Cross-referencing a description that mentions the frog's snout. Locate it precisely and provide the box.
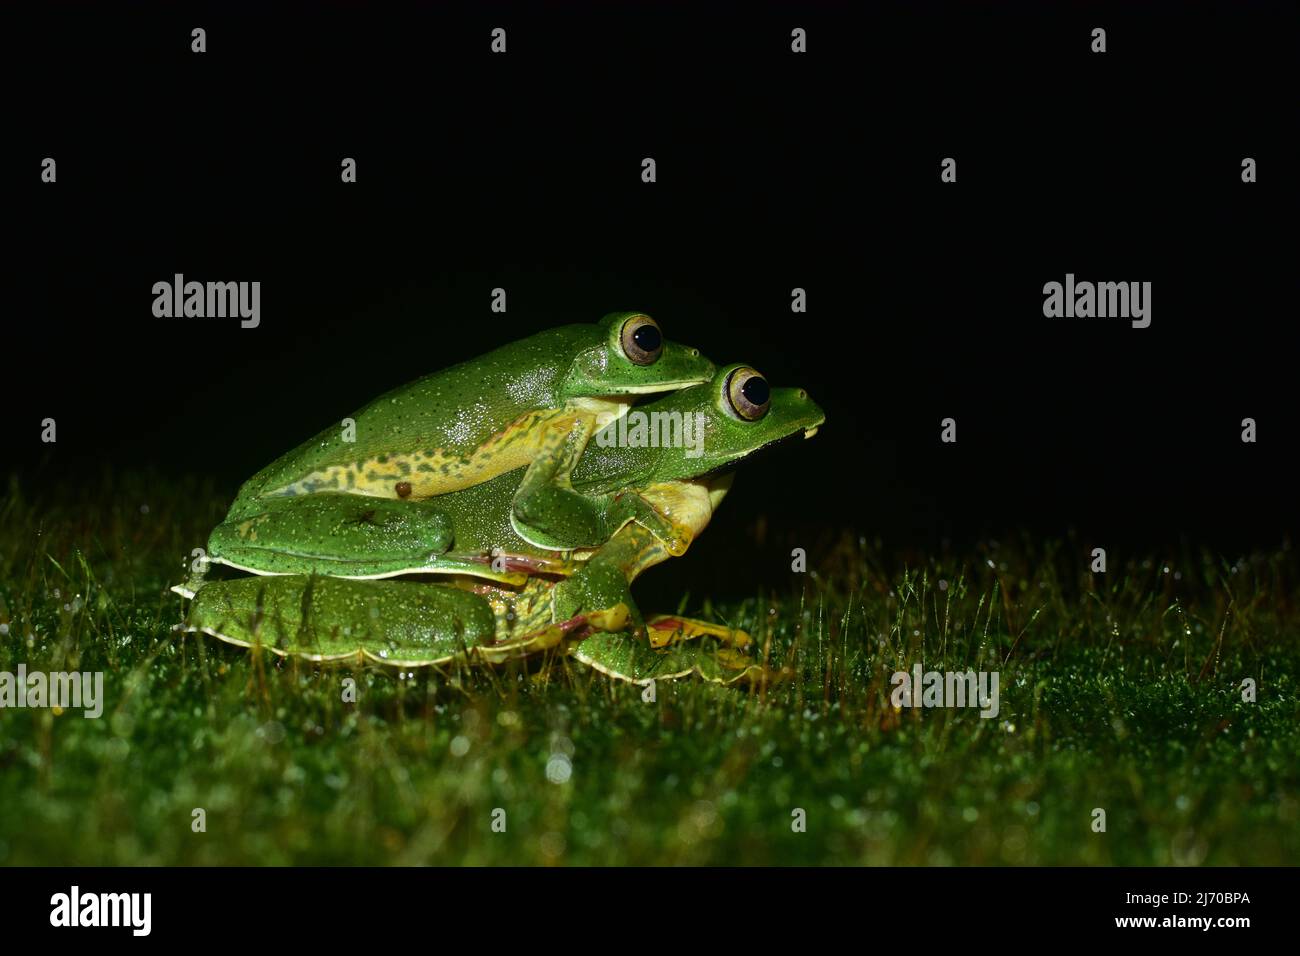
[793,388,824,439]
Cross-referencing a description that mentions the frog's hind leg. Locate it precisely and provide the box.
[181,574,498,666]
[207,493,456,578]
[509,412,609,549]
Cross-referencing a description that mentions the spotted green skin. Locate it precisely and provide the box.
[207,365,824,582]
[228,313,711,511]
[188,520,765,683]
[187,372,826,682]
[218,313,714,560]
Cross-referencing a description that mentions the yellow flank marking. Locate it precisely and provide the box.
[269,409,583,500]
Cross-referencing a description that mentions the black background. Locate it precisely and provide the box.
[6,2,1296,569]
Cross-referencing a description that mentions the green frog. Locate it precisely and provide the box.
[179,366,824,684]
[216,313,716,560]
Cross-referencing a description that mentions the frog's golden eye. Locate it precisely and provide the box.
[620,314,663,366]
[725,366,771,421]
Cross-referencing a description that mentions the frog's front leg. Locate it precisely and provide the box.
[513,484,691,559]
[555,519,777,685]
[510,418,691,557]
[207,493,456,579]
[552,559,647,640]
[509,410,609,549]
[547,513,709,646]
[510,402,683,545]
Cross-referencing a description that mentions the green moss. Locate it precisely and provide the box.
[0,473,1296,865]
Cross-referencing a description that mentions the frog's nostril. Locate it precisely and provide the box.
[797,389,807,400]
[689,348,699,357]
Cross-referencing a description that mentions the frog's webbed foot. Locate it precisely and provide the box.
[613,494,692,556]
[564,592,781,687]
[645,614,752,650]
[510,484,612,551]
[512,484,691,557]
[573,628,788,687]
[509,406,693,554]
[552,561,646,639]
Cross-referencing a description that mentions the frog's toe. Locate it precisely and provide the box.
[552,562,642,634]
[583,602,631,634]
[698,648,792,687]
[663,538,690,558]
[645,614,752,650]
[572,630,781,687]
[480,601,631,665]
[509,490,607,551]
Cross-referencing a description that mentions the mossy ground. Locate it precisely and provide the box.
[1,473,1296,865]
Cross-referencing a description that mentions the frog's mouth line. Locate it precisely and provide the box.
[606,380,713,396]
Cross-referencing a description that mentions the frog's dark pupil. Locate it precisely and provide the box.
[632,324,662,354]
[741,376,770,408]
